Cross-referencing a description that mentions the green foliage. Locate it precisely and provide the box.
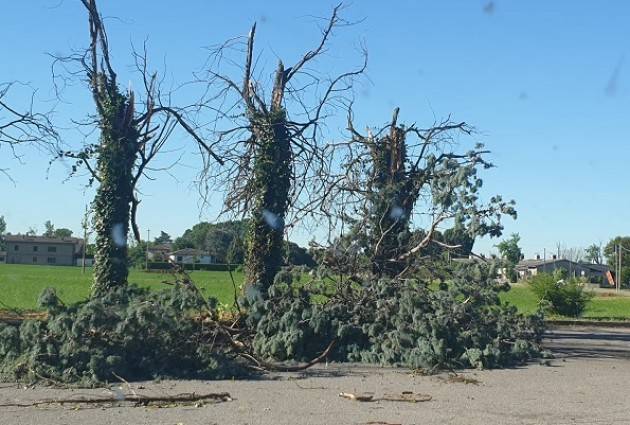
[529,272,594,317]
[153,231,172,245]
[43,220,55,237]
[584,243,602,264]
[604,236,630,267]
[0,285,240,385]
[496,233,522,282]
[174,220,248,264]
[251,264,544,370]
[604,236,630,287]
[285,241,316,267]
[127,240,148,268]
[54,228,73,238]
[496,233,522,265]
[443,222,475,257]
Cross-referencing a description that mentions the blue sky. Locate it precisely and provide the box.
[1,0,629,257]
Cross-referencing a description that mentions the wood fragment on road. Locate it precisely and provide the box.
[339,391,431,403]
[0,391,232,408]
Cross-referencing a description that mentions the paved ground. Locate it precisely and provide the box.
[1,326,629,425]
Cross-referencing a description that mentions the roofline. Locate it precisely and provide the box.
[3,235,82,244]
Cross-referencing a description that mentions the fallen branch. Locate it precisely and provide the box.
[0,391,232,408]
[249,338,337,372]
[339,391,432,403]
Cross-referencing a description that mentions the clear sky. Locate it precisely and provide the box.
[1,0,629,258]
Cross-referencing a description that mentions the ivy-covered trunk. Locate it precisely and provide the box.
[91,85,138,297]
[245,109,291,298]
[367,110,417,277]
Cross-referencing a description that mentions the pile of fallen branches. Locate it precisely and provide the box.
[0,265,340,386]
[0,277,248,385]
[249,263,545,370]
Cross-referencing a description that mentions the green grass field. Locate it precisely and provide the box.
[2,264,630,320]
[0,264,241,311]
[500,284,630,320]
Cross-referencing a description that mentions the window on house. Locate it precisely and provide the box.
[47,257,56,264]
[33,246,39,252]
[14,245,19,251]
[32,256,37,263]
[177,256,183,262]
[48,246,57,253]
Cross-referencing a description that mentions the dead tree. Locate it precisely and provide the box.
[0,82,58,179]
[201,4,365,298]
[57,0,222,297]
[335,107,516,278]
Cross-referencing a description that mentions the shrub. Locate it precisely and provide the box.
[146,262,240,272]
[251,264,544,370]
[529,273,593,317]
[0,285,242,385]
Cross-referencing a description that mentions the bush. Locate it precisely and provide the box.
[146,262,240,272]
[529,272,593,317]
[0,285,242,385]
[250,264,544,370]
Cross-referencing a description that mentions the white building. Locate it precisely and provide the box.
[168,248,213,265]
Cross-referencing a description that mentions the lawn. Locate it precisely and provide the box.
[2,264,630,320]
[0,264,241,311]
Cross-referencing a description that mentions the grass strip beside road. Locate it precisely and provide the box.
[2,265,630,321]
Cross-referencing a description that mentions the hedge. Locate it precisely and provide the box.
[146,262,240,272]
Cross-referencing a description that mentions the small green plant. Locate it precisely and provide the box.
[529,272,593,317]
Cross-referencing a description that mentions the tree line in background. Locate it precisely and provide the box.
[126,220,315,269]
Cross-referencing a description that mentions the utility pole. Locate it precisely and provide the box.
[614,243,623,292]
[620,246,623,292]
[81,205,89,273]
[145,229,150,270]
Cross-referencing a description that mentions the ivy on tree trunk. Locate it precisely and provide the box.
[245,87,291,297]
[91,84,138,297]
[366,108,417,277]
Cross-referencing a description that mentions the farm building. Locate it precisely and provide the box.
[516,257,609,282]
[3,235,83,266]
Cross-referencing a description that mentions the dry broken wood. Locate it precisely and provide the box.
[339,392,375,402]
[245,338,337,372]
[439,373,481,385]
[364,422,402,425]
[339,391,431,403]
[0,391,232,408]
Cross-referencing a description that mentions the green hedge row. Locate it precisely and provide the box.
[146,262,240,272]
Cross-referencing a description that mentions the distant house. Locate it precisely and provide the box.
[147,244,173,261]
[75,256,94,267]
[0,251,6,264]
[168,248,213,265]
[4,235,83,266]
[516,257,609,282]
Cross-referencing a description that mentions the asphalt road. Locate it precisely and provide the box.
[544,325,630,359]
[1,326,629,425]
